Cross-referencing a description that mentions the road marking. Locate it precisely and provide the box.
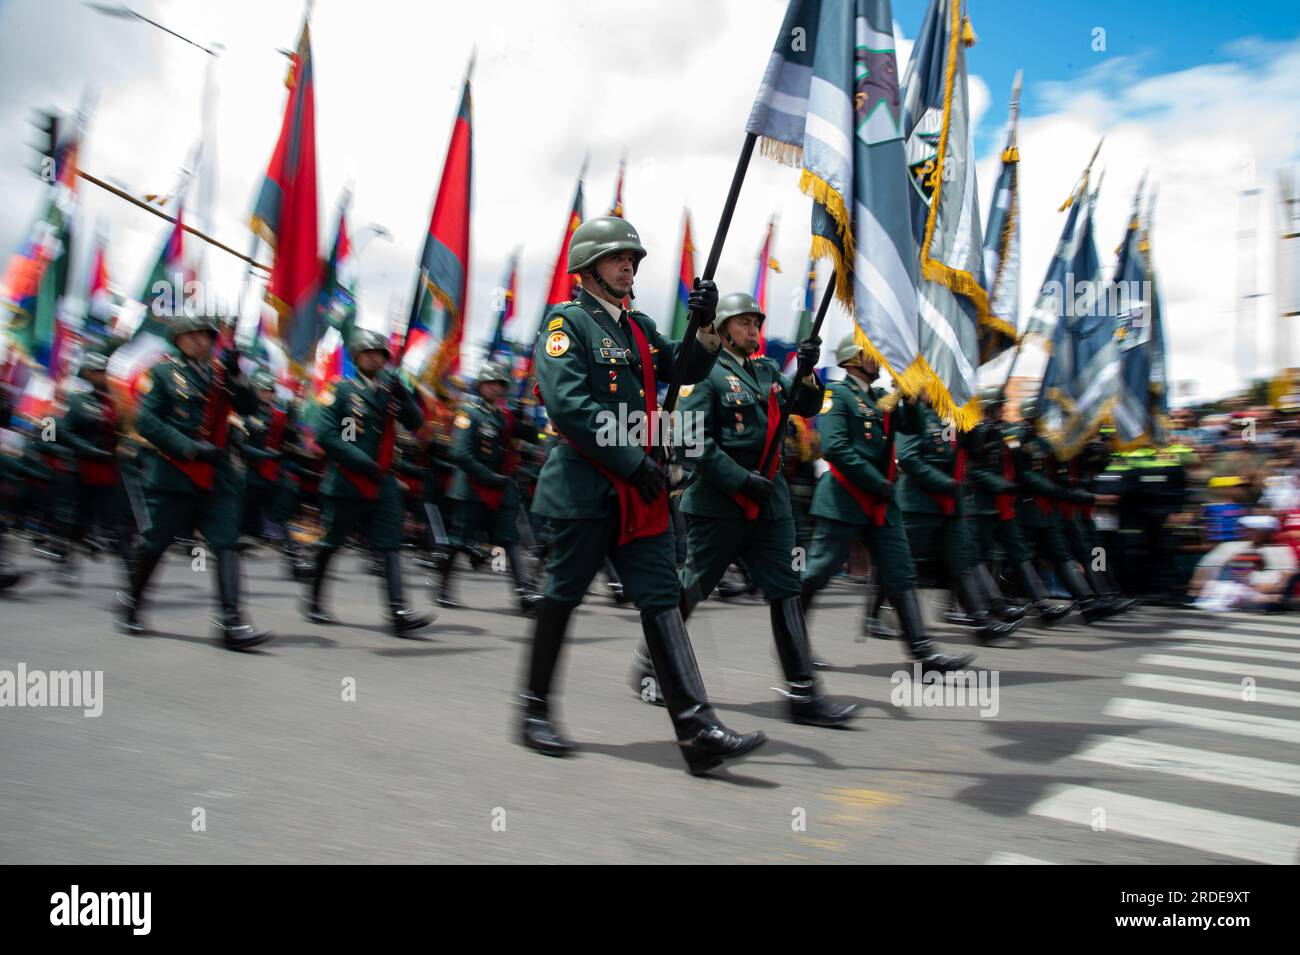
[1161,629,1300,650]
[985,851,1057,864]
[1123,672,1300,708]
[1105,697,1300,745]
[1139,654,1300,684]
[1075,735,1300,797]
[1029,785,1300,864]
[1164,643,1300,664]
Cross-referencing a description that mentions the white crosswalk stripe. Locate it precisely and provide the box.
[1160,629,1300,650]
[1104,697,1300,744]
[1123,672,1300,707]
[1075,735,1300,797]
[1164,643,1300,663]
[1029,785,1300,864]
[984,852,1058,864]
[1138,653,1300,684]
[1189,616,1299,636]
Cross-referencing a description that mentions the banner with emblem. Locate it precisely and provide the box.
[746,0,928,412]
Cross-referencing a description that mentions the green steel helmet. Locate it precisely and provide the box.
[169,313,218,343]
[79,352,109,375]
[835,332,863,367]
[566,216,647,274]
[979,385,1005,407]
[476,361,511,389]
[251,369,277,391]
[349,328,391,360]
[715,291,765,329]
[1020,396,1041,421]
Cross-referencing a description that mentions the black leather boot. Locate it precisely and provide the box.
[891,588,976,673]
[770,597,857,726]
[955,569,1021,646]
[944,591,977,626]
[978,563,1027,621]
[794,582,834,666]
[506,544,543,614]
[214,550,273,650]
[116,547,165,634]
[434,549,465,610]
[1014,560,1071,625]
[300,546,338,624]
[520,598,575,755]
[639,606,767,775]
[1057,561,1116,623]
[1087,565,1139,615]
[382,551,433,636]
[862,583,900,641]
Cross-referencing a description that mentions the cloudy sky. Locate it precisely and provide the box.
[1,0,1298,402]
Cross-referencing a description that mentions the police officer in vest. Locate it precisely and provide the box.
[116,314,272,650]
[438,360,542,612]
[301,329,433,637]
[629,292,857,726]
[800,334,976,671]
[522,216,767,775]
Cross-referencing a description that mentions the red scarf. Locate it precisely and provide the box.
[929,432,965,516]
[255,407,288,482]
[731,384,782,520]
[996,445,1016,520]
[80,391,120,487]
[558,315,669,546]
[340,386,398,501]
[160,360,230,492]
[471,406,516,510]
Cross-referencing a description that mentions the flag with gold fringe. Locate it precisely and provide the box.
[746,0,926,406]
[900,0,989,427]
[980,70,1023,364]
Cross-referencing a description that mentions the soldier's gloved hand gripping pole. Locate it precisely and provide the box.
[658,133,759,455]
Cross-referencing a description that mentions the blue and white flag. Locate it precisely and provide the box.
[980,71,1022,364]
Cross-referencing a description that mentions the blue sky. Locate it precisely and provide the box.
[891,0,1300,155]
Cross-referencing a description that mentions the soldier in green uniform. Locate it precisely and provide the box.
[300,329,433,637]
[895,395,1022,645]
[115,314,272,650]
[1061,435,1137,614]
[238,369,300,576]
[522,215,767,775]
[965,387,1071,626]
[628,292,856,726]
[799,334,976,671]
[436,360,542,612]
[1012,397,1121,623]
[59,352,135,580]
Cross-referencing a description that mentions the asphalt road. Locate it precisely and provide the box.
[1,544,1297,864]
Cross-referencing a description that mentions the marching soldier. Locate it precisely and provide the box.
[800,335,975,672]
[59,352,135,579]
[521,215,767,775]
[629,291,857,726]
[1063,435,1137,613]
[437,360,542,612]
[115,314,272,650]
[1012,397,1121,622]
[965,387,1071,625]
[895,395,1022,645]
[238,369,300,576]
[300,329,433,637]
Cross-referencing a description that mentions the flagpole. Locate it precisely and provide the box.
[999,137,1104,397]
[758,272,835,477]
[660,130,758,424]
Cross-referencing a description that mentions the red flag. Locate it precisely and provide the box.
[251,19,319,366]
[418,69,473,386]
[752,215,781,356]
[544,170,585,312]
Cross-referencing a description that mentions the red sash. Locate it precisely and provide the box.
[255,407,288,482]
[340,389,397,501]
[731,385,782,520]
[557,316,669,546]
[996,448,1016,520]
[81,393,120,487]
[829,463,879,521]
[160,361,230,492]
[471,408,516,510]
[930,438,965,516]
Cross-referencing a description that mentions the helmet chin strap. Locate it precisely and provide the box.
[587,264,636,304]
[720,318,757,357]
